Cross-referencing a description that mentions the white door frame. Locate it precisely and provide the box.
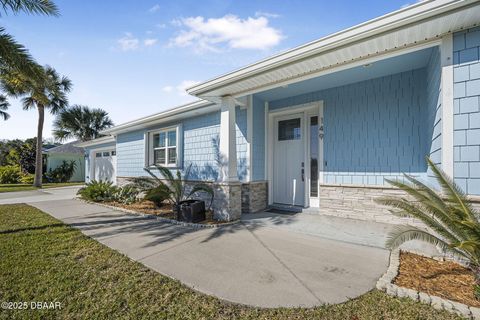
[267,101,324,207]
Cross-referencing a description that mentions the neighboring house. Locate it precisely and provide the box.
[79,0,480,222]
[44,141,85,182]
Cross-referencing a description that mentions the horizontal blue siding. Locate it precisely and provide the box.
[269,67,435,186]
[453,27,480,195]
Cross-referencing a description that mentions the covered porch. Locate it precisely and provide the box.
[186,0,480,221]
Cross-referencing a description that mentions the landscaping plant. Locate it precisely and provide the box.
[112,185,140,205]
[377,157,480,298]
[45,160,76,183]
[77,180,118,202]
[131,164,214,219]
[0,165,21,183]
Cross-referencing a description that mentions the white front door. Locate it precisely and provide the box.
[273,113,305,206]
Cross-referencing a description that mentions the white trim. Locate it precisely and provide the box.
[246,95,253,182]
[230,40,442,99]
[187,0,471,96]
[264,101,269,185]
[145,124,182,168]
[102,100,216,135]
[219,96,238,182]
[267,101,322,207]
[75,135,115,148]
[441,34,454,177]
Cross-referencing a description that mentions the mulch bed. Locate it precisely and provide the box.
[105,200,229,225]
[394,251,479,307]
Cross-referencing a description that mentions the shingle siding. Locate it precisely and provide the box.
[251,95,266,181]
[453,27,480,195]
[115,108,249,182]
[269,66,437,186]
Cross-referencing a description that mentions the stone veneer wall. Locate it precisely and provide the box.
[318,184,480,225]
[118,177,245,221]
[318,185,420,225]
[241,181,268,213]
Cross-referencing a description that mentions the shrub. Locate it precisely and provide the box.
[131,164,214,219]
[20,173,34,184]
[45,160,76,183]
[377,157,480,298]
[143,185,170,207]
[112,185,140,205]
[77,180,118,202]
[0,165,22,183]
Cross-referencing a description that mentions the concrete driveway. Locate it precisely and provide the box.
[1,188,391,307]
[31,199,390,307]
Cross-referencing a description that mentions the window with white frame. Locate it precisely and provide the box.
[148,127,180,167]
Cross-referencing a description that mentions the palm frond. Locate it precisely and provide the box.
[0,94,10,120]
[0,0,59,16]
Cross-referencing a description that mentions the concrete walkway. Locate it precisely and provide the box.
[1,188,391,308]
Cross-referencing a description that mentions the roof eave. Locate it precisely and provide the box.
[186,0,474,97]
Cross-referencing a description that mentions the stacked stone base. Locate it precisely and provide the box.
[318,184,421,225]
[117,177,267,221]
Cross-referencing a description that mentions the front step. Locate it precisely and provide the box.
[265,204,303,214]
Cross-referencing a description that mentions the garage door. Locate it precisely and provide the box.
[93,150,116,183]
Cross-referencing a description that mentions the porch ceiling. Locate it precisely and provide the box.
[255,47,434,101]
[187,0,480,101]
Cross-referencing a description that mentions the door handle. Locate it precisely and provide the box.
[301,168,304,182]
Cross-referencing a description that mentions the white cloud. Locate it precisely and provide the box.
[117,33,139,51]
[144,38,158,46]
[149,4,160,13]
[163,80,200,96]
[169,14,283,52]
[254,11,280,18]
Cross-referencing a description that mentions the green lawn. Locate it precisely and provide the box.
[0,182,84,193]
[0,204,463,320]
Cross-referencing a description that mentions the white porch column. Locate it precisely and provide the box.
[441,34,454,177]
[219,95,238,182]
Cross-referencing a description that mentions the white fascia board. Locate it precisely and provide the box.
[74,136,116,148]
[101,100,217,135]
[186,0,473,96]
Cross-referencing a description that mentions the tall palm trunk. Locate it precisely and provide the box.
[34,104,44,187]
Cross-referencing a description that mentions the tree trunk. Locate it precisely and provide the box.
[33,104,44,187]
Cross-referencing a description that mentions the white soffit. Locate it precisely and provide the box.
[187,0,480,99]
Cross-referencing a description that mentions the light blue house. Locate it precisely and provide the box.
[78,0,480,222]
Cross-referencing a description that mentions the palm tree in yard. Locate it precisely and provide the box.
[0,0,58,77]
[53,105,114,141]
[0,95,9,120]
[377,157,480,296]
[1,66,72,187]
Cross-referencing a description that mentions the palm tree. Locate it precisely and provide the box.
[377,157,480,293]
[1,65,71,187]
[131,164,214,219]
[0,95,9,120]
[52,105,114,141]
[0,0,59,118]
[0,0,58,76]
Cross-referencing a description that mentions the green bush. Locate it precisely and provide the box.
[45,160,77,183]
[20,173,34,184]
[112,185,140,205]
[77,180,118,202]
[0,165,22,184]
[144,185,170,207]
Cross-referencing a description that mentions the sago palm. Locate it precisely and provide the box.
[377,157,480,283]
[52,104,114,141]
[131,164,214,219]
[1,65,71,187]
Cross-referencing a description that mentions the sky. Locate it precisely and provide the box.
[0,0,413,140]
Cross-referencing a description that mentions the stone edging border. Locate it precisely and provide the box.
[376,249,479,319]
[76,198,240,229]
